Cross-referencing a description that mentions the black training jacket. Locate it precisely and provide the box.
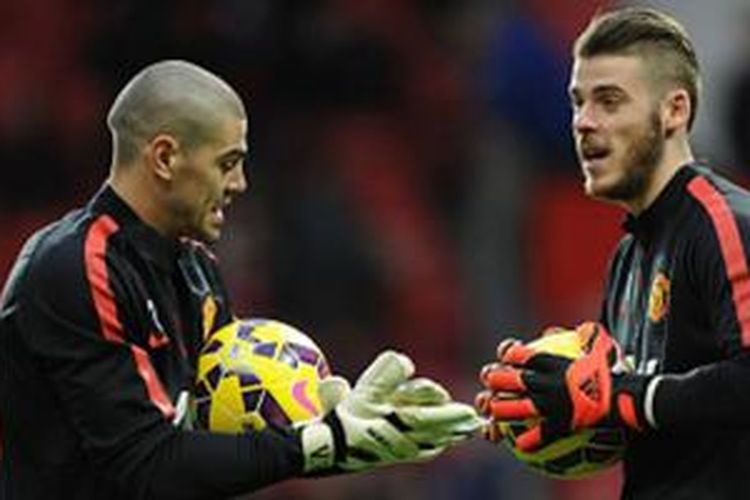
[602,163,750,499]
[0,185,302,500]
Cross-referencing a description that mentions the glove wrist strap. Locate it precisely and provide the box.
[300,421,336,473]
[614,390,643,431]
[612,373,658,431]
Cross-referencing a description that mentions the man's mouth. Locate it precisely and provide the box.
[580,143,611,164]
[211,204,226,224]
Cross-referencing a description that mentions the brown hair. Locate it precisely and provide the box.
[574,7,701,130]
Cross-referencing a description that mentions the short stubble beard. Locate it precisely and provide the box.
[600,110,665,204]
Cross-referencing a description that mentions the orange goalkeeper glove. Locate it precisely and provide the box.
[478,322,653,451]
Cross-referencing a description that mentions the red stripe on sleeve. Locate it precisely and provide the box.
[84,215,124,343]
[84,215,176,419]
[131,345,178,418]
[688,176,750,347]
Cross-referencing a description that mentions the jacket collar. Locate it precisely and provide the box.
[622,163,700,239]
[90,184,181,274]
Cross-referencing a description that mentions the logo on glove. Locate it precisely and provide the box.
[579,372,603,403]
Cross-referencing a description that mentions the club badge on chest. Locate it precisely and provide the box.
[202,295,218,340]
[647,271,671,324]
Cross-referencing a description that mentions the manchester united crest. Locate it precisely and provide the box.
[647,272,671,323]
[202,295,218,339]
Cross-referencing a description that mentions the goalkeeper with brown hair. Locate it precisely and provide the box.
[478,6,750,499]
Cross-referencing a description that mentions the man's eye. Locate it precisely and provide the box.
[220,158,239,171]
[599,95,622,110]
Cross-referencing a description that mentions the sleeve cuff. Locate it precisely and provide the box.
[644,375,663,429]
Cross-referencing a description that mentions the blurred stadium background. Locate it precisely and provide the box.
[1,0,748,498]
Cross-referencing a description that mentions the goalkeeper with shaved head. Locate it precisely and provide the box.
[0,60,480,500]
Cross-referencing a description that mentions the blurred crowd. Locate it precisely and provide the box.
[1,1,748,499]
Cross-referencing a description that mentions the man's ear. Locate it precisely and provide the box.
[146,134,180,181]
[663,88,691,136]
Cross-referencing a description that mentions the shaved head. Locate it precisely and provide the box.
[107,60,246,166]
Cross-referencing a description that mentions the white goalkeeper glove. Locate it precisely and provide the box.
[299,350,481,473]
